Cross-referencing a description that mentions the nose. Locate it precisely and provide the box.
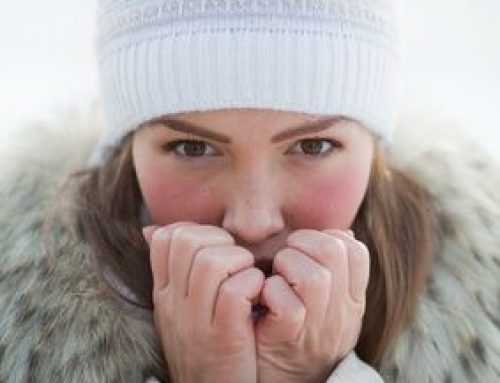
[221,169,285,244]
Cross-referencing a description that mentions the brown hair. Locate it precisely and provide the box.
[352,142,437,364]
[44,131,437,365]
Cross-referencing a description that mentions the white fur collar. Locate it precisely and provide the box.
[1,104,499,382]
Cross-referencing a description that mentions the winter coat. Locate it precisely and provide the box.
[1,105,499,382]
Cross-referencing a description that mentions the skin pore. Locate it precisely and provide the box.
[133,108,374,274]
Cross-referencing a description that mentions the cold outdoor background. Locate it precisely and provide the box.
[1,0,499,158]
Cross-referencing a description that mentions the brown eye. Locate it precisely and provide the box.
[291,139,340,156]
[164,140,217,157]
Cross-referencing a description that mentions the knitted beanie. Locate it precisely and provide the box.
[89,0,402,165]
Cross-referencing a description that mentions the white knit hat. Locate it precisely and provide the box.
[90,0,402,165]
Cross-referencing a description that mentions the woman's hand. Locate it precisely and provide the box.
[255,229,370,383]
[143,223,264,383]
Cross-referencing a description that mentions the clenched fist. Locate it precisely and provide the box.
[143,222,264,383]
[143,224,370,383]
[255,229,370,383]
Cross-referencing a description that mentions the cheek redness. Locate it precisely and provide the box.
[290,171,366,230]
[144,176,219,224]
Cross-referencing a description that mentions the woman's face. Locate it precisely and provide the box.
[133,108,374,264]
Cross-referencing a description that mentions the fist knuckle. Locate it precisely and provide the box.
[301,268,330,294]
[265,274,282,288]
[351,241,370,270]
[320,238,346,266]
[219,279,241,302]
[286,229,308,245]
[273,249,288,272]
[171,226,197,249]
[172,226,233,252]
[152,227,169,243]
[356,240,370,259]
[196,248,223,275]
[333,237,347,254]
[252,267,266,283]
[319,239,341,257]
[202,224,235,244]
[219,230,236,244]
[233,246,254,264]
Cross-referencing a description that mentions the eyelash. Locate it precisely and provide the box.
[290,139,343,157]
[163,139,217,157]
[162,138,343,159]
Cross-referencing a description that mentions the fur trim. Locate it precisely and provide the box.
[1,104,499,382]
[379,110,500,382]
[0,104,166,382]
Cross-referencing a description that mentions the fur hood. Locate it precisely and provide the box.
[1,104,499,382]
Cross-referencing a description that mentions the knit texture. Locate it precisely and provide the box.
[91,0,402,165]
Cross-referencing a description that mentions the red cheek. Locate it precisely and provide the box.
[142,174,219,224]
[289,171,367,230]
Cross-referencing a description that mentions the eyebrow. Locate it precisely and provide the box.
[153,116,345,144]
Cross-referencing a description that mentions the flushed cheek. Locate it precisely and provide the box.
[289,171,368,230]
[141,174,220,225]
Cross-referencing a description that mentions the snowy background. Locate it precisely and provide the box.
[1,0,499,158]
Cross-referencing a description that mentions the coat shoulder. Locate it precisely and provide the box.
[379,109,500,382]
[0,105,167,382]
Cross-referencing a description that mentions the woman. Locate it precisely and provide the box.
[1,0,499,382]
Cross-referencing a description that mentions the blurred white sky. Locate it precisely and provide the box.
[0,0,499,158]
